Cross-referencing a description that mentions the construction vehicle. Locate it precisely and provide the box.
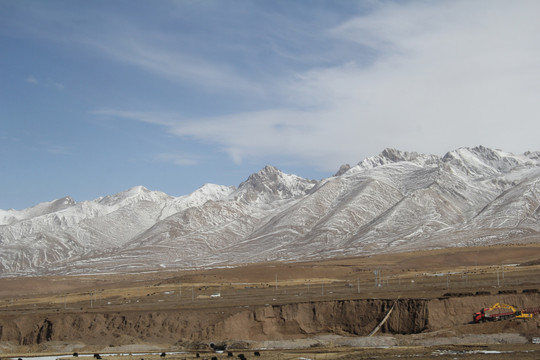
[473,303,540,323]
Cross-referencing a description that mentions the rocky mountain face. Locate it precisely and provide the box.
[1,146,540,276]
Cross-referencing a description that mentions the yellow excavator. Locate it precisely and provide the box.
[473,302,538,323]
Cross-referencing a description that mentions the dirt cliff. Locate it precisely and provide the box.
[0,299,426,346]
[211,299,428,340]
[1,295,539,348]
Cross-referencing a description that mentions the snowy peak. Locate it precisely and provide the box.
[334,164,351,177]
[380,148,420,162]
[98,186,172,208]
[234,165,315,203]
[191,183,236,200]
[0,196,76,225]
[354,148,439,172]
[442,146,537,177]
[159,184,235,220]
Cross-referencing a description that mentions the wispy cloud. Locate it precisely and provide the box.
[176,1,540,168]
[88,34,263,94]
[92,1,540,171]
[91,109,175,126]
[25,75,38,84]
[46,145,71,155]
[155,153,202,166]
[24,74,64,89]
[9,3,261,94]
[37,141,71,155]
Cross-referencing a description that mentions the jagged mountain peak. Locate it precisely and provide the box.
[234,165,315,203]
[380,148,419,162]
[49,195,76,209]
[334,164,351,177]
[524,150,540,160]
[442,146,537,176]
[242,165,286,185]
[334,148,427,176]
[248,165,282,179]
[345,148,438,174]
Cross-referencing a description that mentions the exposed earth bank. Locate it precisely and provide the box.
[1,294,539,353]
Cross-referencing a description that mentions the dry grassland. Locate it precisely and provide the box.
[2,244,540,313]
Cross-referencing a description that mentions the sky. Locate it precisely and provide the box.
[2,0,540,210]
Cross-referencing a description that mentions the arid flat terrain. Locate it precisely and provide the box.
[1,244,540,359]
[3,244,540,310]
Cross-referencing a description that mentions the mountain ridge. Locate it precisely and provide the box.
[2,146,540,276]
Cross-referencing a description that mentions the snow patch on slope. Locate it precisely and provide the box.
[2,146,540,276]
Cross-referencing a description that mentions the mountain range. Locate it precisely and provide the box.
[1,146,540,276]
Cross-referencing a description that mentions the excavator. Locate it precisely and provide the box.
[473,302,539,323]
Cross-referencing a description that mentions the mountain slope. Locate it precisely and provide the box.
[1,146,540,276]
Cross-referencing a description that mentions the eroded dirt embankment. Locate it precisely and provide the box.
[1,295,539,347]
[0,299,426,346]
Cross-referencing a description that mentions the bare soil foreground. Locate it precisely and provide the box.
[1,244,540,359]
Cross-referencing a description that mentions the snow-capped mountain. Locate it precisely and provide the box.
[1,146,540,276]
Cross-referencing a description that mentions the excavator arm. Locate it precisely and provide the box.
[487,303,517,312]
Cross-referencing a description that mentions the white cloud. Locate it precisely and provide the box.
[178,1,540,168]
[25,75,38,84]
[93,1,540,171]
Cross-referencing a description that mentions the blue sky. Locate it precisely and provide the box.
[2,0,540,210]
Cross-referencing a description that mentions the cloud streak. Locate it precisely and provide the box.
[25,75,38,84]
[155,153,202,166]
[87,32,263,94]
[178,1,540,168]
[24,74,65,89]
[94,1,540,171]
